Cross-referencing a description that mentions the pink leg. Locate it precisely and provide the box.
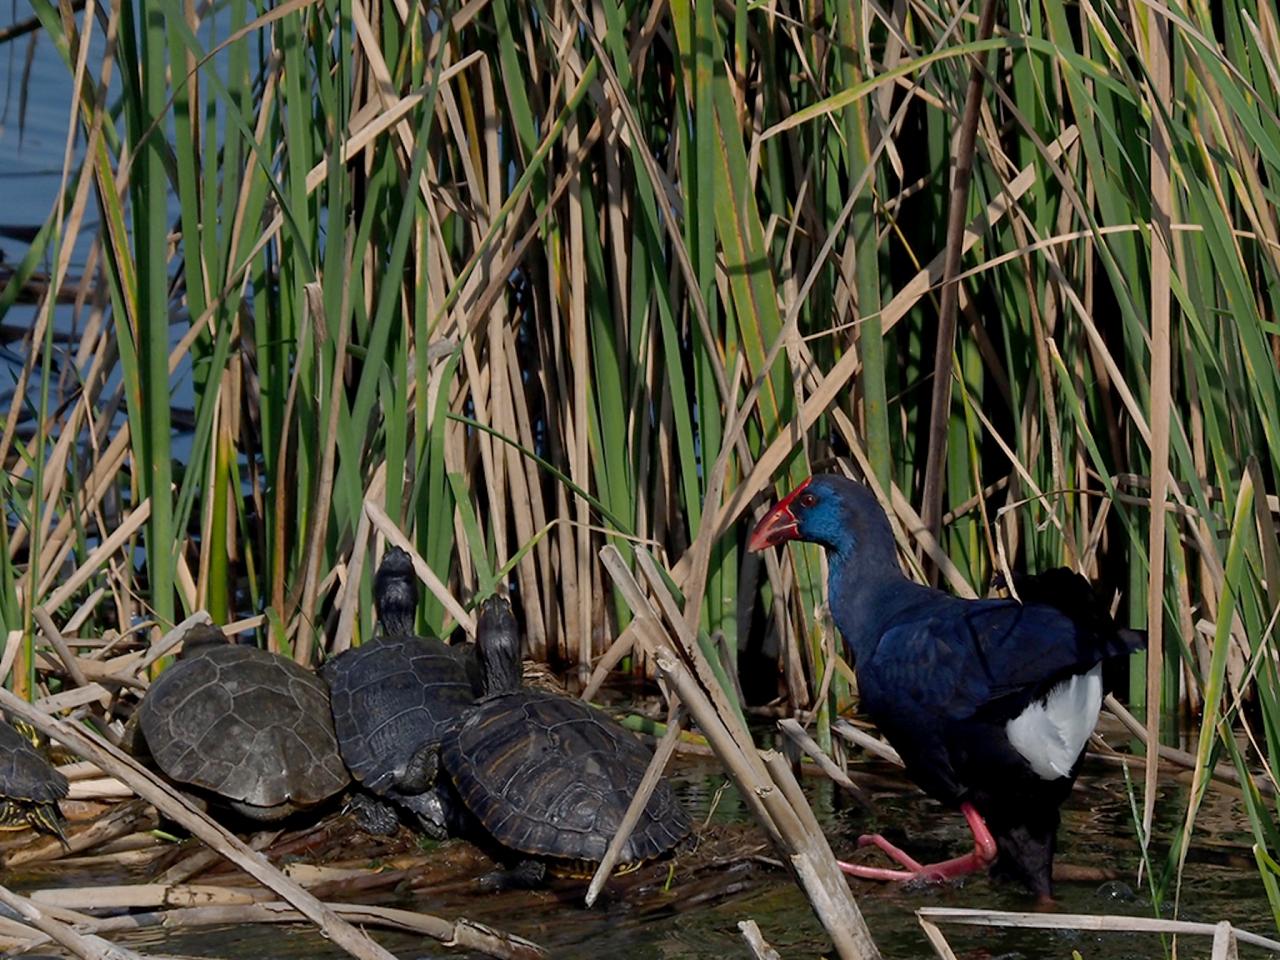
[838,802,997,885]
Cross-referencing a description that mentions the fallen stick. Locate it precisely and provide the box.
[34,607,94,693]
[43,901,548,960]
[158,830,280,885]
[915,906,1280,954]
[46,844,171,871]
[0,686,401,960]
[31,883,268,910]
[0,883,144,960]
[67,776,135,799]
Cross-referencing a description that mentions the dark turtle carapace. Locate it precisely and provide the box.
[438,595,691,887]
[323,546,479,836]
[135,623,349,821]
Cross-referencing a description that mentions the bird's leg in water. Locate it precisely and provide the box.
[838,802,997,883]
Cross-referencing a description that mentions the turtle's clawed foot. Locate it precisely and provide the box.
[477,859,547,891]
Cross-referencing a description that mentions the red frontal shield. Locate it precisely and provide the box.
[747,479,811,551]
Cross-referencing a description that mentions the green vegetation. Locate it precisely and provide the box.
[3,0,1280,928]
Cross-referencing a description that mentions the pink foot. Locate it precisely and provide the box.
[838,802,997,886]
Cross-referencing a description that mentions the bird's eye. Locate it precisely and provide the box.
[798,493,817,508]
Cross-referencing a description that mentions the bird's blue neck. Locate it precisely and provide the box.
[826,543,918,665]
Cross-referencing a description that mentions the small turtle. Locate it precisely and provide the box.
[0,718,68,843]
[436,595,691,888]
[323,546,480,836]
[135,624,350,821]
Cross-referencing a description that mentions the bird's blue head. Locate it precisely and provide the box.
[747,474,897,569]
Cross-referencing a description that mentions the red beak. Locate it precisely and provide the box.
[747,479,811,551]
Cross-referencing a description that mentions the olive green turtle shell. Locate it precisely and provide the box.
[139,644,349,813]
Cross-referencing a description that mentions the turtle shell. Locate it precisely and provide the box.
[138,644,349,813]
[323,635,478,795]
[0,720,67,814]
[441,689,691,865]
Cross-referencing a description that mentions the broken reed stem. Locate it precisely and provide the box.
[738,918,782,960]
[598,548,780,843]
[599,545,880,960]
[634,550,751,736]
[159,830,280,886]
[760,749,882,955]
[0,687,401,960]
[1211,920,1239,960]
[918,0,1001,566]
[778,718,871,807]
[0,883,143,960]
[1103,694,1272,795]
[584,705,687,907]
[832,719,905,766]
[33,607,92,691]
[580,627,635,701]
[136,611,216,674]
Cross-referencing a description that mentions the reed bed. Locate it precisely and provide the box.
[3,0,1280,948]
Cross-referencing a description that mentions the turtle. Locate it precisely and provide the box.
[0,718,69,844]
[134,623,350,821]
[435,595,692,888]
[323,546,481,836]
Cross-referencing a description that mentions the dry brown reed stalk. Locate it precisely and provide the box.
[832,719,906,767]
[48,843,169,871]
[66,777,134,800]
[600,545,880,960]
[914,907,1280,960]
[95,902,547,960]
[738,918,782,960]
[30,884,269,910]
[329,470,381,657]
[919,0,1001,566]
[158,831,280,886]
[0,882,145,960]
[33,607,92,692]
[1103,694,1275,797]
[0,896,546,960]
[778,718,870,806]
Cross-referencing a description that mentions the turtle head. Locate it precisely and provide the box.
[178,623,228,658]
[476,594,522,696]
[6,717,43,750]
[374,546,418,637]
